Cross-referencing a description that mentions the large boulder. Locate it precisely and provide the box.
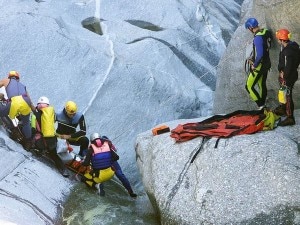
[135,110,300,224]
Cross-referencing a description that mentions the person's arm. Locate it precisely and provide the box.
[0,78,8,88]
[253,36,264,68]
[30,113,37,138]
[70,115,86,138]
[81,148,93,166]
[24,89,36,111]
[283,51,296,80]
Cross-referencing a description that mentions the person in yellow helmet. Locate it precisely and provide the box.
[0,71,35,150]
[55,101,89,157]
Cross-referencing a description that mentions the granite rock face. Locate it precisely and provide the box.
[136,0,300,224]
[0,133,72,225]
[136,111,300,224]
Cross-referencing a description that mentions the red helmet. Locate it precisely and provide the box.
[276,29,291,41]
[8,70,20,79]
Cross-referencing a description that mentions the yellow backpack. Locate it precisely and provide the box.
[262,109,280,130]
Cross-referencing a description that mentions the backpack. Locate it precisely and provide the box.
[265,29,273,50]
[296,43,300,68]
[255,28,273,52]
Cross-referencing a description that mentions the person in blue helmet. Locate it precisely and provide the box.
[244,18,272,110]
[98,135,137,197]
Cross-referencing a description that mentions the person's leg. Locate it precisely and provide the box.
[68,136,89,157]
[34,137,46,155]
[286,87,294,117]
[19,114,33,150]
[18,96,33,139]
[259,70,268,106]
[278,86,296,126]
[112,161,137,197]
[93,168,114,196]
[46,137,69,177]
[245,69,263,107]
[0,103,16,132]
[0,103,11,117]
[79,136,89,156]
[99,183,105,196]
[82,171,96,188]
[19,114,32,139]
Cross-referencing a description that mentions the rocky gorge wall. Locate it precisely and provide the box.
[213,0,300,114]
[136,1,300,224]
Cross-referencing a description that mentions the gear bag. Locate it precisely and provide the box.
[170,110,266,142]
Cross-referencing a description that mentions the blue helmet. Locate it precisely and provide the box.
[245,18,258,29]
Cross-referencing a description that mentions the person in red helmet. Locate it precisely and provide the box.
[273,29,300,126]
[0,71,35,150]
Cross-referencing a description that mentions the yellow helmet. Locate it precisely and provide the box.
[65,101,77,114]
[8,70,20,79]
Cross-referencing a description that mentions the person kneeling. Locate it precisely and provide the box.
[81,133,115,196]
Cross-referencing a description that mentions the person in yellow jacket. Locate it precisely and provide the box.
[31,96,69,177]
[0,71,35,149]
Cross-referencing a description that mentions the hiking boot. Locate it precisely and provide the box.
[22,138,33,151]
[32,148,43,157]
[278,116,295,126]
[128,190,137,198]
[95,183,105,196]
[61,169,70,178]
[99,189,105,197]
[11,127,24,143]
[273,105,286,116]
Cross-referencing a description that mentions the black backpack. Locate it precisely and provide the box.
[264,29,273,51]
[296,43,300,68]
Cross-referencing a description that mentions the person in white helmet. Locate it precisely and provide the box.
[31,96,69,177]
[80,132,115,195]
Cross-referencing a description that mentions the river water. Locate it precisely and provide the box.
[61,178,160,225]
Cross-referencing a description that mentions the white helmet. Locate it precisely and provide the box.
[37,96,50,105]
[90,133,100,142]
